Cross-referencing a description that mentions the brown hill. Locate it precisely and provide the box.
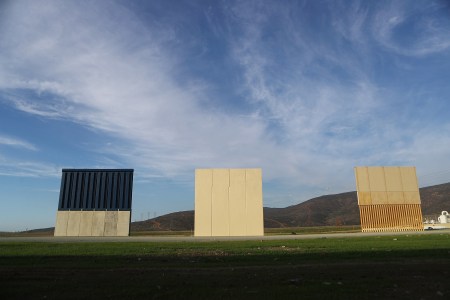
[130,182,450,231]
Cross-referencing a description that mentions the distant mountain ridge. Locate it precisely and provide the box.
[131,182,450,231]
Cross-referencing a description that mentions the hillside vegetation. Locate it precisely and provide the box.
[131,182,450,231]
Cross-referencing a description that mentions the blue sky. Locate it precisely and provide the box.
[1,0,450,231]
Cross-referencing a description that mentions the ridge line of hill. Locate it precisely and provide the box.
[131,182,450,231]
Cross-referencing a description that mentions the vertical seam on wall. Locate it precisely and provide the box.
[245,170,247,236]
[228,169,230,236]
[210,169,213,236]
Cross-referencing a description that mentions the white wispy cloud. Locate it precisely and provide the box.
[0,1,282,180]
[0,157,60,178]
[0,135,38,151]
[372,1,450,56]
[0,0,449,205]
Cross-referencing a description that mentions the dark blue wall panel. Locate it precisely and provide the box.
[58,169,134,211]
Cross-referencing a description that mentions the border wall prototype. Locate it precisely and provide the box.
[195,168,264,237]
[354,166,423,232]
[54,169,134,237]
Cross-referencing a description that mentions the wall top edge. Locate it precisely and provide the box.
[62,169,134,173]
[354,166,416,168]
[57,209,132,211]
[195,168,262,171]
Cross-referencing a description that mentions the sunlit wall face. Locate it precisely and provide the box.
[355,166,423,232]
[194,169,264,237]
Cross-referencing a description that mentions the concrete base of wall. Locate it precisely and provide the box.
[66,211,82,236]
[91,211,106,236]
[79,211,94,236]
[54,210,131,237]
[54,211,70,236]
[117,211,131,236]
[104,211,118,236]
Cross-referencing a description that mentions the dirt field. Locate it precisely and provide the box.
[1,233,449,299]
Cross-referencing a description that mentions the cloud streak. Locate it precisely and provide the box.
[0,135,38,151]
[0,0,449,206]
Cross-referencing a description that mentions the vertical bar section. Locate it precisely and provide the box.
[86,172,94,209]
[99,172,106,209]
[72,172,80,210]
[126,172,134,210]
[117,172,123,210]
[58,172,67,210]
[66,172,74,209]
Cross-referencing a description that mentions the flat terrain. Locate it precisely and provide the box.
[1,231,450,299]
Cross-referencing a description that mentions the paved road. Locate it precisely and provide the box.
[1,229,448,243]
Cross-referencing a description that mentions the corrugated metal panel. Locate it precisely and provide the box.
[58,169,134,211]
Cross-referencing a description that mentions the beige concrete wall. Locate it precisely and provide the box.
[66,211,82,236]
[229,169,246,236]
[194,168,263,237]
[400,167,419,192]
[211,169,230,236]
[54,211,70,236]
[91,211,106,236]
[354,166,423,232]
[54,210,131,237]
[117,211,131,236]
[104,211,118,236]
[354,166,421,205]
[367,166,386,192]
[245,169,264,236]
[78,211,94,236]
[194,169,212,236]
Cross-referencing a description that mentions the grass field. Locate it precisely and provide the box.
[1,233,450,299]
[0,225,362,237]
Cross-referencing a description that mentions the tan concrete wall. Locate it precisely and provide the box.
[54,210,130,237]
[354,166,423,232]
[400,167,419,192]
[117,211,131,236]
[211,169,230,236]
[91,211,106,236]
[194,168,263,237]
[66,211,82,236]
[104,211,118,236]
[245,169,264,236]
[194,169,212,236]
[384,167,403,191]
[368,166,386,192]
[54,211,70,236]
[78,211,94,236]
[354,166,421,205]
[229,169,246,236]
